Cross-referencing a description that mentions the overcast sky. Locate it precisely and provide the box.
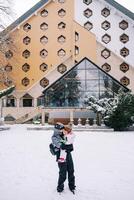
[13,0,134,17]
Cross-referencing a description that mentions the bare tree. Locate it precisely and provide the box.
[0,0,14,29]
[0,0,16,87]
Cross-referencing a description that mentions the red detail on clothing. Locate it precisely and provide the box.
[58,157,66,163]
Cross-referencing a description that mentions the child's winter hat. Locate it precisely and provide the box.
[55,122,64,130]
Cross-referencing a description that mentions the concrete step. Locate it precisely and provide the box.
[27,125,114,132]
[0,126,10,131]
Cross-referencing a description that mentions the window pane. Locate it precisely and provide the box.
[75,60,86,70]
[86,80,99,91]
[99,90,114,98]
[65,69,85,80]
[85,92,99,99]
[86,60,96,69]
[66,80,85,91]
[86,69,99,79]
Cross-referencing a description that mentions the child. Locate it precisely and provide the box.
[58,126,75,163]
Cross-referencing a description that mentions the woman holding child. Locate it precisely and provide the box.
[51,122,76,194]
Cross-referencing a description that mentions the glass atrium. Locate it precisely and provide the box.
[41,58,128,108]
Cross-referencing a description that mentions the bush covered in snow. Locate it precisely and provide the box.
[106,91,134,131]
[84,90,134,131]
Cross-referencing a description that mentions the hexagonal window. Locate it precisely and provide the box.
[23,23,31,32]
[40,36,48,44]
[58,9,66,17]
[5,50,13,59]
[120,76,130,86]
[58,0,65,3]
[101,48,111,59]
[83,8,93,18]
[40,9,48,17]
[120,34,129,44]
[57,49,66,57]
[4,78,13,87]
[40,49,48,58]
[101,21,110,30]
[40,77,49,88]
[120,62,129,73]
[23,36,31,45]
[40,63,48,72]
[4,64,13,72]
[120,47,129,57]
[40,22,48,31]
[101,8,110,17]
[58,35,66,44]
[102,34,111,44]
[57,64,67,74]
[119,20,128,30]
[83,0,92,5]
[58,22,66,29]
[84,21,93,31]
[22,77,30,86]
[22,50,30,59]
[101,63,111,72]
[22,63,30,72]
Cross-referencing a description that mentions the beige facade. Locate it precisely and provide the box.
[96,42,134,92]
[1,0,96,91]
[0,0,97,122]
[0,0,133,123]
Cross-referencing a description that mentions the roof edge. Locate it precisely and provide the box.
[105,0,134,20]
[1,0,134,36]
[0,0,50,36]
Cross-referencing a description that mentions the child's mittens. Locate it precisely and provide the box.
[60,143,66,150]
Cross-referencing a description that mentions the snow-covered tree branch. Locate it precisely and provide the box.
[0,84,15,98]
[84,95,118,117]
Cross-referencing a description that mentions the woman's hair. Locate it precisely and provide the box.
[64,126,72,133]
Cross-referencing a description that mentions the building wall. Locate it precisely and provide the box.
[1,0,134,121]
[74,0,134,66]
[72,21,96,63]
[97,42,134,92]
[7,0,74,91]
[0,0,98,121]
[1,0,97,93]
[74,0,134,91]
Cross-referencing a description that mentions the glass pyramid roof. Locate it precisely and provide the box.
[41,58,128,108]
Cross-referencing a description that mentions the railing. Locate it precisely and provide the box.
[15,107,42,124]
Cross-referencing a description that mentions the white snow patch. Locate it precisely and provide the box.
[0,125,134,200]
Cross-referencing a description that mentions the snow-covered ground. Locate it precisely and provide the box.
[0,125,134,200]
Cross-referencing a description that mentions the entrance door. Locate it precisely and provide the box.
[23,99,32,107]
